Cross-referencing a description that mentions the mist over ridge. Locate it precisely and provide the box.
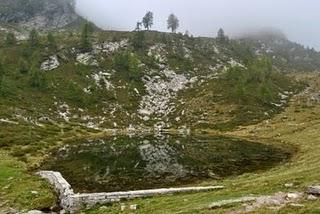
[75,0,320,49]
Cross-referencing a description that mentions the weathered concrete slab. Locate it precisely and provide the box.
[37,171,224,213]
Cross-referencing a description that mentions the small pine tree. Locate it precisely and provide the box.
[6,32,16,45]
[135,22,142,31]
[29,67,46,89]
[142,11,154,30]
[131,31,146,50]
[80,22,93,52]
[19,60,29,74]
[217,28,227,42]
[0,63,4,91]
[113,52,141,81]
[167,14,179,33]
[29,28,40,47]
[47,32,57,50]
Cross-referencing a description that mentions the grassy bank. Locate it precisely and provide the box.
[84,73,320,213]
[0,73,319,213]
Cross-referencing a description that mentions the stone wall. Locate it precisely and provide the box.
[37,171,224,213]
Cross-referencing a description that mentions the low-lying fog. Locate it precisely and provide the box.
[75,0,320,49]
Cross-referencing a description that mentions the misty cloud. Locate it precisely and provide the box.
[75,0,320,49]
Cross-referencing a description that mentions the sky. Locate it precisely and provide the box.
[75,0,320,49]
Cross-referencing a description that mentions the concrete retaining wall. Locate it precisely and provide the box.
[37,171,224,213]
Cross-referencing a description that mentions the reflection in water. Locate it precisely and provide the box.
[42,135,292,193]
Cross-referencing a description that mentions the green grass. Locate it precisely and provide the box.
[0,29,319,213]
[84,73,320,213]
[0,152,56,211]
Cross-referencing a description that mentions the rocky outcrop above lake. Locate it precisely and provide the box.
[0,0,82,30]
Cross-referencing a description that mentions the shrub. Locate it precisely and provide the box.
[225,57,279,104]
[113,52,141,81]
[131,31,146,51]
[29,68,46,89]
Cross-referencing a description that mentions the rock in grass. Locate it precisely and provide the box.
[26,210,43,214]
[209,197,257,209]
[40,55,60,71]
[120,204,126,211]
[129,204,139,210]
[290,203,305,208]
[307,195,318,200]
[307,186,320,195]
[284,183,294,188]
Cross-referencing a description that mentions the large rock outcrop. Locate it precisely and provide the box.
[0,0,82,30]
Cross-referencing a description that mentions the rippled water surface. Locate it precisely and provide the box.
[42,135,292,193]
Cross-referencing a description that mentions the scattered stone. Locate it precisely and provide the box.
[2,185,10,190]
[209,197,257,209]
[129,204,139,210]
[26,210,43,214]
[94,40,128,54]
[244,192,303,213]
[9,208,19,213]
[284,183,294,188]
[99,206,108,211]
[76,53,98,66]
[59,209,66,214]
[92,71,113,90]
[30,191,39,195]
[307,186,320,195]
[120,204,126,211]
[211,192,305,213]
[307,195,318,201]
[148,43,167,63]
[40,55,60,71]
[0,118,18,125]
[289,203,305,208]
[286,193,301,200]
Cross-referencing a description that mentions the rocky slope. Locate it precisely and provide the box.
[0,30,313,136]
[239,29,320,72]
[0,0,83,30]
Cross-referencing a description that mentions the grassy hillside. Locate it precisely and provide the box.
[0,29,319,213]
[0,30,305,130]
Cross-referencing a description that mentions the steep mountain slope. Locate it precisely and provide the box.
[0,30,309,136]
[239,30,320,72]
[1,14,320,213]
[0,0,83,30]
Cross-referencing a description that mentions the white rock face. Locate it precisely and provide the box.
[148,43,167,63]
[76,53,98,66]
[94,39,128,54]
[40,55,60,71]
[92,71,113,90]
[138,70,191,119]
[228,58,246,68]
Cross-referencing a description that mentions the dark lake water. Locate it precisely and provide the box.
[42,135,292,193]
